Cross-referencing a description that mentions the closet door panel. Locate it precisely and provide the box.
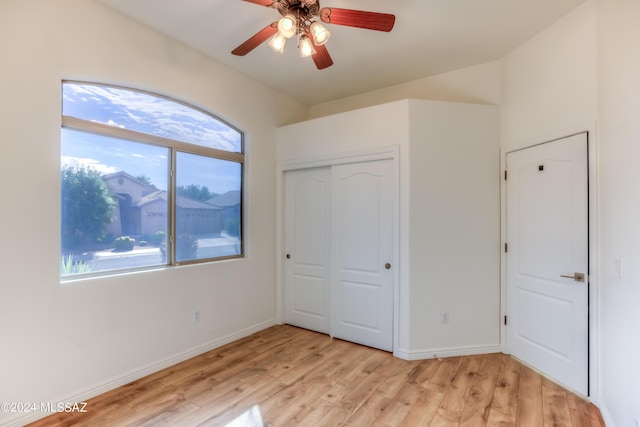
[284,167,331,333]
[330,159,394,351]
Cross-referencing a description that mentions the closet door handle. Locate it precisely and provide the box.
[385,263,391,270]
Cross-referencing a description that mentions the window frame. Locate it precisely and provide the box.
[61,81,245,278]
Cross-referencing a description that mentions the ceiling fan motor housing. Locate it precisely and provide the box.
[276,0,320,20]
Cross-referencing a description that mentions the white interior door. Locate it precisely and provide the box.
[330,159,394,351]
[284,167,331,333]
[506,133,589,395]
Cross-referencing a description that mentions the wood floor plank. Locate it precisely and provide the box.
[131,400,201,427]
[343,391,391,426]
[541,376,573,427]
[320,347,388,405]
[425,357,463,394]
[566,392,606,426]
[459,353,502,426]
[375,383,423,426]
[259,348,353,424]
[26,325,605,427]
[268,344,365,425]
[188,378,287,426]
[516,364,544,427]
[399,388,444,426]
[408,358,442,388]
[271,334,346,385]
[430,355,483,425]
[375,358,420,399]
[485,353,521,426]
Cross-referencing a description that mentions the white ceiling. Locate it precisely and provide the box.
[96,0,585,105]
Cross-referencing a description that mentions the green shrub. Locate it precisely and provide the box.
[60,254,92,275]
[160,234,198,263]
[176,234,198,262]
[143,231,166,246]
[160,238,167,263]
[114,236,135,252]
[223,218,240,237]
[151,231,166,246]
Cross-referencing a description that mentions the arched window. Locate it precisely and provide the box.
[60,82,243,278]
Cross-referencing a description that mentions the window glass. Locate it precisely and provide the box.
[61,129,170,274]
[175,152,242,262]
[62,82,242,153]
[61,82,243,278]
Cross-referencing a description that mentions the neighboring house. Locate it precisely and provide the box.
[103,171,223,237]
[102,171,155,236]
[208,190,241,237]
[174,193,223,235]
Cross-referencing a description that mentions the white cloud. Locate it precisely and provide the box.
[61,156,118,175]
[107,119,125,128]
[90,119,126,129]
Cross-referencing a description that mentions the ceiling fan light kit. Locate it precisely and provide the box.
[298,34,317,57]
[276,14,297,38]
[309,21,330,45]
[267,33,287,53]
[232,0,395,70]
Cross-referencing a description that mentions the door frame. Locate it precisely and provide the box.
[277,145,401,353]
[500,123,599,398]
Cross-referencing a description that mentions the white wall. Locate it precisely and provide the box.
[408,100,500,356]
[0,1,305,425]
[308,61,502,120]
[501,0,597,147]
[597,0,640,425]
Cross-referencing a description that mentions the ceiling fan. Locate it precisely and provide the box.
[232,0,396,70]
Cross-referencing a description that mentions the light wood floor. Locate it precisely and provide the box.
[28,325,604,426]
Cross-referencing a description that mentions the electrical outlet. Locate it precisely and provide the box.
[194,310,201,323]
[441,312,449,324]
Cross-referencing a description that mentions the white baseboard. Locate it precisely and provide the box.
[394,344,502,361]
[2,319,277,427]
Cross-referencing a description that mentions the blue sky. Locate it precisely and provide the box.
[61,83,242,194]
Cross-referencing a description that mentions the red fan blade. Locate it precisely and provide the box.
[311,43,333,70]
[231,23,278,56]
[242,0,276,6]
[320,8,395,32]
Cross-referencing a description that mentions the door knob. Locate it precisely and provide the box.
[385,263,391,270]
[560,272,585,282]
[286,254,291,259]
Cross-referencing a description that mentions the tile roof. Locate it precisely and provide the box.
[137,190,221,210]
[208,190,241,208]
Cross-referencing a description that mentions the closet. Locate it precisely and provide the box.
[284,159,394,351]
[277,99,500,357]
